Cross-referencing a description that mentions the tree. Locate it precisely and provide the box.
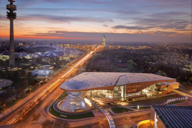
[6,88,13,96]
[13,71,21,78]
[21,70,27,77]
[0,71,8,78]
[15,87,24,97]
[0,96,6,108]
[20,79,28,89]
[7,71,13,79]
[27,72,33,78]
[176,77,181,83]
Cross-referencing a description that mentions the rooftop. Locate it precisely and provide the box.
[0,79,13,89]
[152,105,192,128]
[60,72,175,91]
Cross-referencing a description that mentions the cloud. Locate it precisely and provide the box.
[149,12,190,19]
[21,30,191,43]
[0,14,113,23]
[131,17,190,31]
[115,9,142,15]
[157,22,188,30]
[43,0,116,4]
[113,25,152,30]
[142,0,191,9]
[0,0,190,43]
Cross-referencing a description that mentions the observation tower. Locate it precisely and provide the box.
[6,0,17,67]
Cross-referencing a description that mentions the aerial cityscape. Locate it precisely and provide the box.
[0,0,192,128]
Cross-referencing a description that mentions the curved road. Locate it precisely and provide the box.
[92,99,116,128]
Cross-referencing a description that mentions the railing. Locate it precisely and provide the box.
[90,98,116,128]
[165,96,188,104]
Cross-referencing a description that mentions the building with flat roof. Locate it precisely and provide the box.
[150,105,192,128]
[59,72,179,113]
[102,35,106,47]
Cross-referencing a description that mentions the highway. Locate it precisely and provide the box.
[22,85,64,128]
[0,46,100,126]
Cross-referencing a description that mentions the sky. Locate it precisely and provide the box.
[0,0,191,43]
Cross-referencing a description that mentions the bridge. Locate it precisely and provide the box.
[91,98,116,128]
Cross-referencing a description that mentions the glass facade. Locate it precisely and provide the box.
[85,83,165,101]
[58,91,93,113]
[58,83,168,113]
[85,85,126,101]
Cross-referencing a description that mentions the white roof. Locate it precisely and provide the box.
[32,69,52,77]
[0,79,13,88]
[60,72,175,91]
[1,49,9,55]
[18,52,28,58]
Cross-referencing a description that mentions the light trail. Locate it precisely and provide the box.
[6,46,100,125]
[61,45,100,78]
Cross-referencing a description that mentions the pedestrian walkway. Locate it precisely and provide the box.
[173,90,192,98]
[91,99,116,128]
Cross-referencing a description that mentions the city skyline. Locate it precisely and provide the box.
[0,0,191,43]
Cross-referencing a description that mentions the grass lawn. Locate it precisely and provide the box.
[129,106,151,110]
[111,107,133,113]
[49,91,95,119]
[57,91,68,100]
[131,116,141,119]
[127,62,135,68]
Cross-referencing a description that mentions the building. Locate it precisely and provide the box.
[7,0,17,67]
[32,65,53,77]
[59,72,179,113]
[0,49,10,61]
[102,35,106,47]
[150,105,192,128]
[0,78,13,89]
[19,42,24,46]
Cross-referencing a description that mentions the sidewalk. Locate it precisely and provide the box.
[173,90,192,98]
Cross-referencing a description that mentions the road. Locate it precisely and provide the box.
[22,86,64,128]
[20,47,100,128]
[0,46,100,126]
[0,76,63,125]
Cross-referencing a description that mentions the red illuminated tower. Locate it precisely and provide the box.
[7,0,17,67]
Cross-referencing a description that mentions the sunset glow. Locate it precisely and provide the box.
[0,0,191,42]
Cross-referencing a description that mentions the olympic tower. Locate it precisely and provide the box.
[7,0,17,67]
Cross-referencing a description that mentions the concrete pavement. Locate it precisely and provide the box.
[173,90,192,98]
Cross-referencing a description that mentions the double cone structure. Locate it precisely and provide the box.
[58,91,93,113]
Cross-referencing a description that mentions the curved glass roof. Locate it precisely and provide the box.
[60,72,175,91]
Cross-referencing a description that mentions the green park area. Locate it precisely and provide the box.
[111,107,133,113]
[49,92,95,119]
